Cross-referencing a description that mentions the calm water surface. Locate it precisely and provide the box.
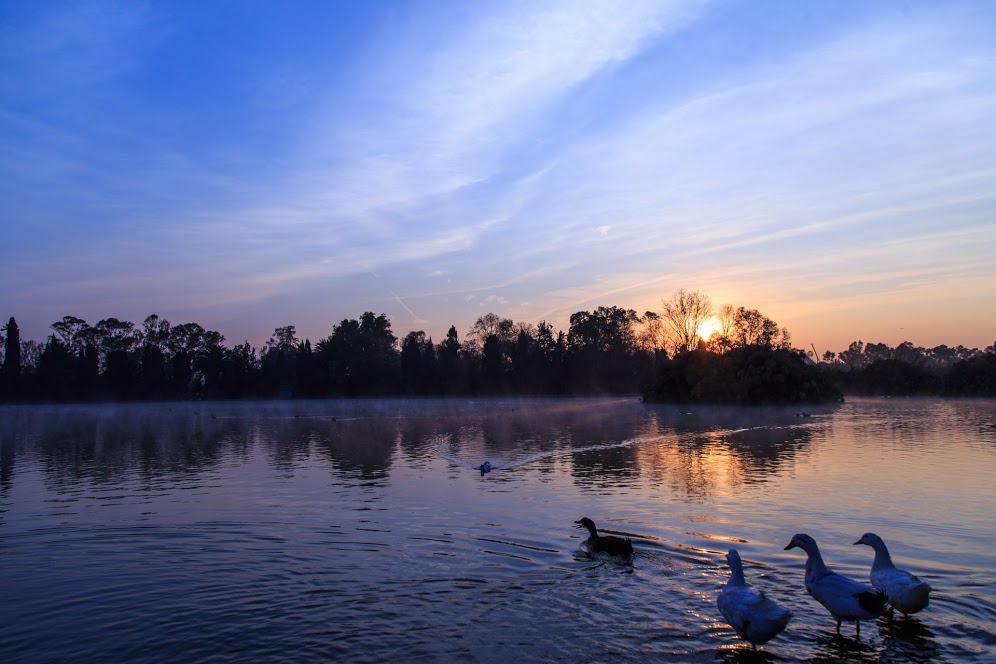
[1,397,993,662]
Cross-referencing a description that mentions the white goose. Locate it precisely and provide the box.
[784,533,888,636]
[718,549,792,649]
[854,532,932,617]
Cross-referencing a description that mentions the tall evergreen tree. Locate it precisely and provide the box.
[437,325,462,394]
[1,317,22,396]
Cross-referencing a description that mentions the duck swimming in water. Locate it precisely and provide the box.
[785,533,888,636]
[574,517,633,557]
[854,532,932,617]
[718,549,792,650]
[476,461,493,476]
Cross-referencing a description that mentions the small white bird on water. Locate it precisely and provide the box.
[784,533,888,636]
[854,532,932,617]
[717,549,792,650]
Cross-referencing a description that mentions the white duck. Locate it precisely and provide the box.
[718,549,792,649]
[784,533,888,636]
[854,532,932,617]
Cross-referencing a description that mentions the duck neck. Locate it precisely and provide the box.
[871,541,895,570]
[583,523,599,538]
[728,560,747,587]
[804,547,829,578]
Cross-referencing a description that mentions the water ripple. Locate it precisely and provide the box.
[0,398,993,662]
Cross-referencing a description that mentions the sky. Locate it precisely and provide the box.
[2,0,995,355]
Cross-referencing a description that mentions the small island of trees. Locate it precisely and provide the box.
[1,289,993,404]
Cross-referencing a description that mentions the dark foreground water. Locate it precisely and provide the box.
[1,397,993,663]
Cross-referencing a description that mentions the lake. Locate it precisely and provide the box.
[1,397,993,662]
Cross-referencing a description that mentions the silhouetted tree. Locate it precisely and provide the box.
[468,313,514,346]
[730,307,787,349]
[646,346,841,405]
[260,325,299,398]
[37,336,67,399]
[659,289,712,354]
[10,294,989,402]
[422,336,437,392]
[437,325,463,394]
[51,316,91,355]
[19,339,41,374]
[704,304,737,353]
[142,314,172,352]
[946,352,996,396]
[165,322,224,396]
[318,313,398,396]
[567,306,645,392]
[94,317,139,358]
[838,340,865,369]
[510,327,535,391]
[1,317,21,396]
[140,343,167,398]
[77,343,99,398]
[293,339,326,397]
[105,348,137,399]
[893,341,927,366]
[636,311,667,357]
[355,312,399,394]
[858,359,940,396]
[401,330,436,394]
[268,325,299,353]
[192,344,225,398]
[864,342,893,364]
[480,333,506,391]
[223,342,259,398]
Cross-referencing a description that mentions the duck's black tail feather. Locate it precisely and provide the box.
[858,589,889,613]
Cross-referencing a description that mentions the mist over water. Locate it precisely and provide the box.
[1,397,993,662]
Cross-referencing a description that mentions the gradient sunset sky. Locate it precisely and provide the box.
[2,0,994,354]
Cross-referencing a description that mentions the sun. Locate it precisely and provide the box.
[696,316,721,341]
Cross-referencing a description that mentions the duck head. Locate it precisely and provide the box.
[575,517,598,536]
[853,532,883,547]
[784,533,818,554]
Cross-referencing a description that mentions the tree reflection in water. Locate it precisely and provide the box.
[565,404,827,500]
[0,399,839,504]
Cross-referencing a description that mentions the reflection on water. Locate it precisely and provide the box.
[0,397,993,663]
[1,400,825,495]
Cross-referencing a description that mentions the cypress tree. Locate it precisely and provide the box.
[1,317,21,397]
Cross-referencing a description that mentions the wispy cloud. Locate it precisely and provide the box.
[262,1,709,239]
[2,1,994,349]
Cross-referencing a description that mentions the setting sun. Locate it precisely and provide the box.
[697,316,721,341]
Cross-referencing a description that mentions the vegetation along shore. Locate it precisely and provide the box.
[2,290,993,404]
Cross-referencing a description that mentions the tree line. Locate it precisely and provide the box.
[817,339,996,397]
[1,290,993,403]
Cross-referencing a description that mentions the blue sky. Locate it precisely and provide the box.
[2,0,994,353]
